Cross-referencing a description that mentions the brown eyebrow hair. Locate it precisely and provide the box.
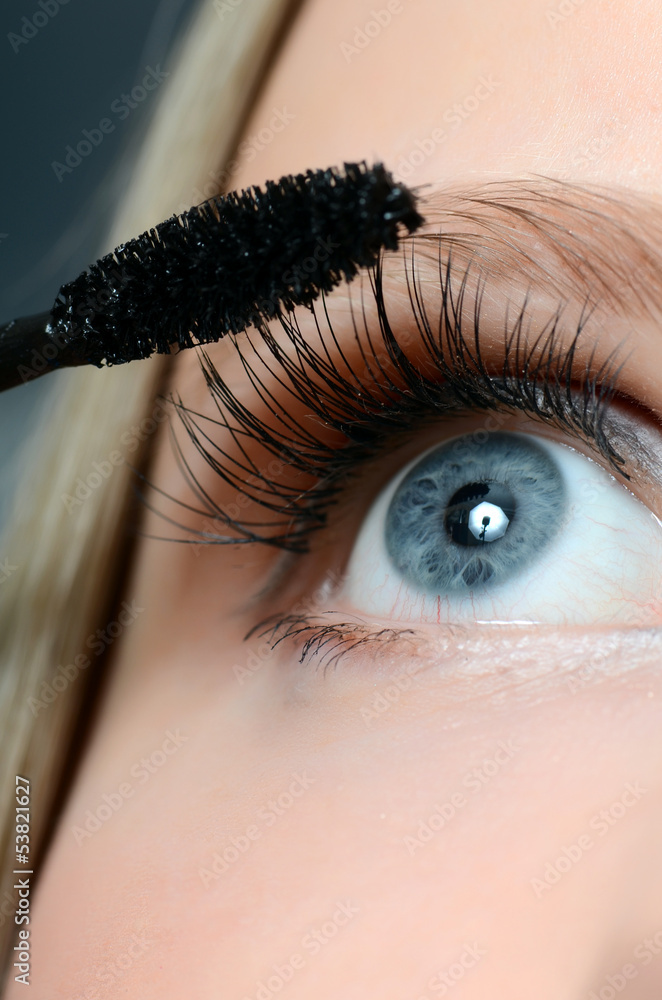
[409,177,662,318]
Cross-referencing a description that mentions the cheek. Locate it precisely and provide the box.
[23,635,662,998]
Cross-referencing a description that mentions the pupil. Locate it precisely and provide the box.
[444,481,516,547]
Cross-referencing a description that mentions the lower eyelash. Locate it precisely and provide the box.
[150,236,626,552]
[248,612,417,671]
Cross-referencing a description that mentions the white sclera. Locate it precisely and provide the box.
[342,434,662,625]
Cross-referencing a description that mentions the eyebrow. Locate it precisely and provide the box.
[407,176,662,320]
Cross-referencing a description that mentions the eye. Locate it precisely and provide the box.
[342,429,662,625]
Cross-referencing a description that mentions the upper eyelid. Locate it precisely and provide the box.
[149,226,640,554]
[174,172,662,435]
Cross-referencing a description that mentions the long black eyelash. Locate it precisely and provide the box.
[155,234,625,552]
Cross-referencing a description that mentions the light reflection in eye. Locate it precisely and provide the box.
[342,430,662,626]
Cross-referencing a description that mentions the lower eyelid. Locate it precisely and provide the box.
[242,607,662,705]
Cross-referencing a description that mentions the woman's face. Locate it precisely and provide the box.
[21,0,662,996]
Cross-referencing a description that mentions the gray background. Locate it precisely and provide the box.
[0,0,199,522]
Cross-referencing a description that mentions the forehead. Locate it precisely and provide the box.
[231,0,661,195]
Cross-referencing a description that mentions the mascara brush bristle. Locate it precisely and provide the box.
[48,161,423,367]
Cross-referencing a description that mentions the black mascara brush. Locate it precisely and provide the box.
[0,161,423,393]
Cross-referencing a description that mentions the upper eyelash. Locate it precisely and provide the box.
[154,235,626,552]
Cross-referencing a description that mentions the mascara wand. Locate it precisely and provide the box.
[0,162,424,393]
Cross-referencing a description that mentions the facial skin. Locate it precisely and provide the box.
[13,0,662,996]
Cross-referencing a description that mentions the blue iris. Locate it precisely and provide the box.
[385,432,567,593]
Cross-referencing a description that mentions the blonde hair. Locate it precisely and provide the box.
[0,0,302,976]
